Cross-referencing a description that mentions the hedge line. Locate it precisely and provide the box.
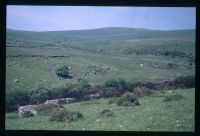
[6,76,195,112]
[6,79,91,112]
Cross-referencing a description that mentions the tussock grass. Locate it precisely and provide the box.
[163,94,184,102]
[49,109,83,122]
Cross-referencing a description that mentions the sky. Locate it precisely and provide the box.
[7,6,196,31]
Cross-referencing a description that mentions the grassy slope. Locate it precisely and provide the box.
[5,88,195,131]
[6,27,195,91]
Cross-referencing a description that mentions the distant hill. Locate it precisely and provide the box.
[6,27,195,47]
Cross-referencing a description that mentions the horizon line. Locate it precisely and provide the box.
[6,27,196,32]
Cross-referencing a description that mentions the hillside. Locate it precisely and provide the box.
[6,27,195,131]
[7,27,195,47]
[6,27,195,90]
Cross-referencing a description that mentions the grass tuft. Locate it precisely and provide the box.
[49,109,83,122]
[100,109,115,117]
[163,94,184,102]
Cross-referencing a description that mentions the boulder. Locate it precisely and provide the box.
[18,105,37,118]
[44,99,59,105]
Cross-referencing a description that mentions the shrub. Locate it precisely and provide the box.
[6,90,29,112]
[133,86,152,97]
[69,85,91,98]
[104,79,119,88]
[118,79,128,92]
[77,78,91,89]
[163,94,184,102]
[49,109,83,122]
[50,83,75,99]
[174,76,195,88]
[103,87,122,98]
[100,109,115,117]
[116,92,140,106]
[20,111,35,118]
[28,87,51,104]
[36,103,64,115]
[108,97,118,104]
[104,79,129,93]
[132,81,143,87]
[55,65,72,78]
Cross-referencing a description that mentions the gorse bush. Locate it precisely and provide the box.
[103,87,122,98]
[36,103,64,115]
[116,92,140,106]
[49,109,83,122]
[163,94,184,102]
[55,65,72,78]
[133,86,152,97]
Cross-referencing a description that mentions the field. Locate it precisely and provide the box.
[5,27,195,131]
[6,88,195,131]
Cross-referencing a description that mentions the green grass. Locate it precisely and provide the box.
[6,46,195,91]
[5,27,195,131]
[6,27,195,91]
[5,88,195,131]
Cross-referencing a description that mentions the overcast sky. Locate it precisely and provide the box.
[7,6,196,32]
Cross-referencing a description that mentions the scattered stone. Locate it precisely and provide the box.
[44,98,75,105]
[44,99,59,105]
[57,98,75,104]
[77,64,111,78]
[83,93,100,100]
